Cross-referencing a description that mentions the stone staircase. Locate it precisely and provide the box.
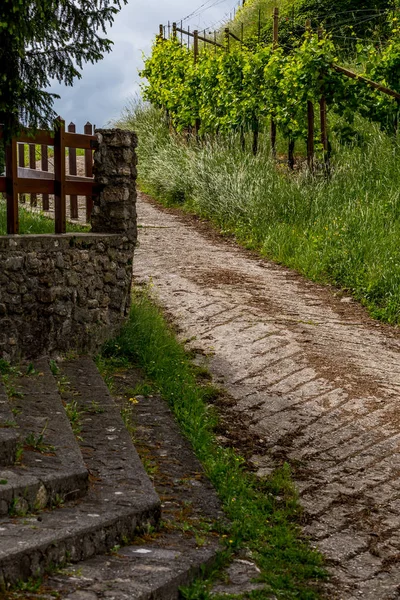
[0,357,221,598]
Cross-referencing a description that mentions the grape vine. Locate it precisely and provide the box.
[141,24,400,146]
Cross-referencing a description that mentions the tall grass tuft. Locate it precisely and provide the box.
[117,101,400,325]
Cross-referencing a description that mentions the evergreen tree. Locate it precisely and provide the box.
[0,0,126,138]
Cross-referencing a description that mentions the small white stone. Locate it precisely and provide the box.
[133,549,152,554]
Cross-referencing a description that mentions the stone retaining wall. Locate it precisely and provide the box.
[0,129,137,360]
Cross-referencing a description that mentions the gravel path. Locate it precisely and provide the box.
[134,192,400,600]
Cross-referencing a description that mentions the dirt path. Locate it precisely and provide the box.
[134,192,400,600]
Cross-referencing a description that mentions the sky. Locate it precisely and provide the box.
[51,0,241,132]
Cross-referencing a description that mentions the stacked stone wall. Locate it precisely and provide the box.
[0,129,137,360]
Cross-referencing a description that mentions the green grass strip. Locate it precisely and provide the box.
[100,289,326,599]
[0,199,89,235]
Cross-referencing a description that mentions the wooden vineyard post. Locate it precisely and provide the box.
[240,126,246,152]
[306,19,314,171]
[172,22,177,39]
[29,143,37,206]
[307,100,315,171]
[318,27,329,168]
[271,7,279,158]
[288,138,295,170]
[193,30,199,63]
[252,120,259,156]
[68,122,78,219]
[225,28,230,52]
[18,142,26,204]
[84,121,94,222]
[193,31,201,137]
[273,7,279,47]
[54,117,66,234]
[5,136,18,234]
[41,144,49,211]
[159,24,163,40]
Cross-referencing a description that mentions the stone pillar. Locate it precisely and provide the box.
[91,129,138,242]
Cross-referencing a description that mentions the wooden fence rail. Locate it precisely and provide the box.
[0,118,98,235]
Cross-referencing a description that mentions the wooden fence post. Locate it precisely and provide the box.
[306,19,314,171]
[318,27,329,167]
[172,22,177,39]
[240,126,246,152]
[225,27,230,51]
[193,30,199,62]
[29,144,37,207]
[18,143,26,204]
[54,117,66,234]
[41,145,49,211]
[5,137,18,234]
[159,24,163,39]
[307,100,315,171]
[68,122,78,219]
[252,119,259,156]
[271,7,279,157]
[193,32,201,137]
[84,121,94,222]
[288,138,295,169]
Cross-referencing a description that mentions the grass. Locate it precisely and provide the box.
[98,288,326,599]
[0,197,89,235]
[117,102,400,325]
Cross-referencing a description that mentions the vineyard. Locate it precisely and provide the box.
[141,11,400,165]
[118,4,400,325]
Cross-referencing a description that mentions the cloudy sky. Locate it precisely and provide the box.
[51,0,240,132]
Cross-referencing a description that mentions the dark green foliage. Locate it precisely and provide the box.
[0,0,126,138]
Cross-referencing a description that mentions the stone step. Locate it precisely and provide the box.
[49,539,219,600]
[0,379,18,467]
[0,358,161,586]
[0,358,89,515]
[27,369,224,600]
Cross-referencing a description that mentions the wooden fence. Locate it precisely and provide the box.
[0,118,98,235]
